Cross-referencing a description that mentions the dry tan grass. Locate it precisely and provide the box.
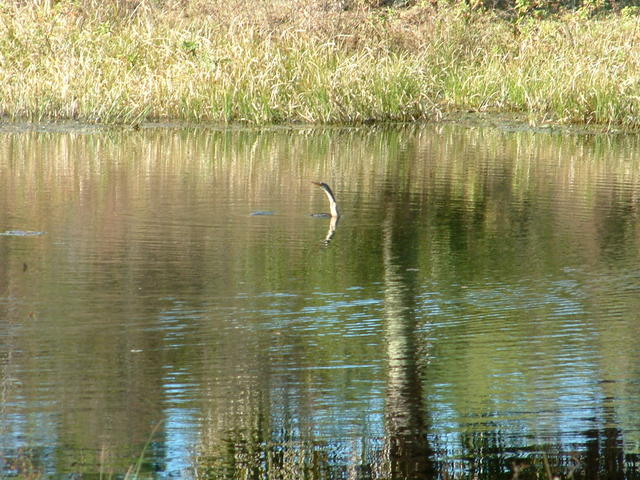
[0,0,639,127]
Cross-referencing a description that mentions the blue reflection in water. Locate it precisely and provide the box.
[161,406,199,477]
[145,262,640,477]
[3,125,640,479]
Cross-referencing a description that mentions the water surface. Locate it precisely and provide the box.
[1,124,640,479]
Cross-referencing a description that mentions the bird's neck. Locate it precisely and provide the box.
[329,201,340,218]
[322,189,340,218]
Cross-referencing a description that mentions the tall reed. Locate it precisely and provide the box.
[0,0,638,128]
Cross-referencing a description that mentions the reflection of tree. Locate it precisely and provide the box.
[2,126,640,478]
[381,195,434,479]
[583,403,625,480]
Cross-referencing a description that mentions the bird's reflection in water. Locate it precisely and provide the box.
[323,215,339,245]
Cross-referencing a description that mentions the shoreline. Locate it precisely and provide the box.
[0,112,631,136]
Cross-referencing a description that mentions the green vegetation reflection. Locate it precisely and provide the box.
[2,125,640,478]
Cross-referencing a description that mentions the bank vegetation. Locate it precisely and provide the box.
[0,0,639,128]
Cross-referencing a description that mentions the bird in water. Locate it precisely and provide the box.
[311,182,340,218]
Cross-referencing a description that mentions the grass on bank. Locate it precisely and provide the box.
[0,0,639,128]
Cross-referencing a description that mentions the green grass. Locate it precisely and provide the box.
[0,0,639,128]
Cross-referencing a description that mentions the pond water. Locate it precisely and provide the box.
[1,123,640,479]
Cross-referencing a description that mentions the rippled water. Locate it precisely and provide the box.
[1,124,640,479]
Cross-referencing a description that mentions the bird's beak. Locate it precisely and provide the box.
[311,181,322,186]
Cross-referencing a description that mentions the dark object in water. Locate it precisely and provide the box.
[249,211,275,216]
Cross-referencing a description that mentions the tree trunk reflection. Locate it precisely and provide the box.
[382,202,434,479]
